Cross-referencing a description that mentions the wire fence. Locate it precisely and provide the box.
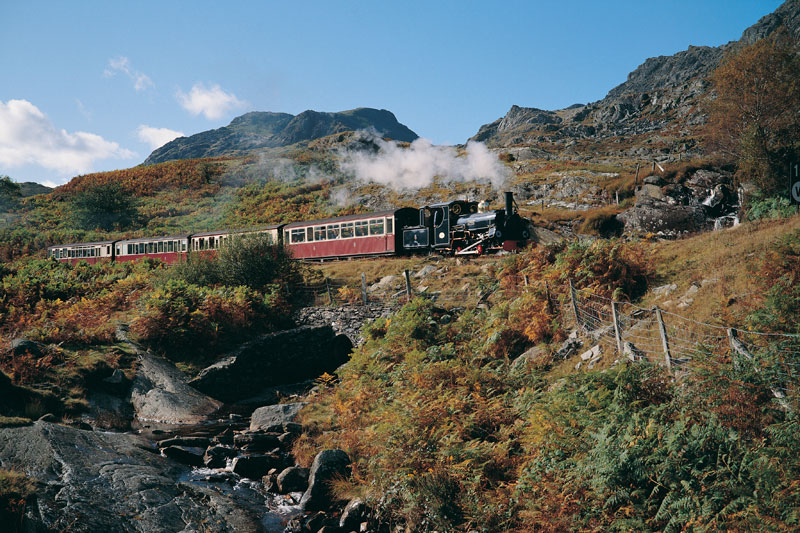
[288,271,800,396]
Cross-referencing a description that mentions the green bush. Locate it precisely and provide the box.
[746,195,797,221]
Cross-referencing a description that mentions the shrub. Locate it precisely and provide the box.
[0,469,34,530]
[746,195,797,221]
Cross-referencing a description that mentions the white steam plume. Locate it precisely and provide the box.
[339,133,509,189]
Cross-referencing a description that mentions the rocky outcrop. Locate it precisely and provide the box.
[0,421,263,532]
[131,350,222,425]
[144,107,418,164]
[190,325,353,403]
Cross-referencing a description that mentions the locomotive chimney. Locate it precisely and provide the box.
[505,191,514,217]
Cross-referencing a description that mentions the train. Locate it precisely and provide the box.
[48,192,532,264]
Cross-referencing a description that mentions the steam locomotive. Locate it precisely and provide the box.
[48,192,532,263]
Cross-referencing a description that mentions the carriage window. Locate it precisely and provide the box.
[146,242,152,254]
[290,228,306,243]
[386,218,393,234]
[327,224,340,240]
[314,226,326,241]
[369,219,385,235]
[304,228,312,241]
[355,220,368,237]
[60,249,65,258]
[157,241,163,253]
[341,222,354,238]
[166,241,172,253]
[181,241,187,252]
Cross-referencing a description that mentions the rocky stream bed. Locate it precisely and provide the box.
[0,308,388,533]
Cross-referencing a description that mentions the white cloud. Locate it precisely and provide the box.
[339,132,509,189]
[0,99,136,175]
[103,56,154,91]
[136,125,184,150]
[176,82,246,120]
[105,56,153,91]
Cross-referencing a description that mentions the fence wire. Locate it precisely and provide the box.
[287,272,800,392]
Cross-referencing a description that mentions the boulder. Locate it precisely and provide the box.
[339,498,366,530]
[190,326,353,402]
[131,351,222,425]
[276,466,310,493]
[250,402,306,431]
[554,336,582,361]
[233,431,282,452]
[8,338,45,358]
[300,449,351,511]
[618,196,708,235]
[231,454,282,479]
[204,445,238,468]
[511,345,547,371]
[162,445,205,467]
[0,421,262,532]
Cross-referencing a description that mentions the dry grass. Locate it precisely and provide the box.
[643,212,800,327]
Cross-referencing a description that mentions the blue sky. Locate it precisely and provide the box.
[0,0,784,185]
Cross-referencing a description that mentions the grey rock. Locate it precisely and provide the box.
[131,350,222,425]
[157,436,211,448]
[277,466,310,493]
[580,345,602,361]
[511,345,547,370]
[554,336,582,361]
[340,498,366,530]
[162,445,205,467]
[233,431,282,452]
[0,422,262,532]
[300,449,352,511]
[232,454,282,479]
[204,445,238,468]
[250,402,306,431]
[9,338,45,358]
[652,283,678,297]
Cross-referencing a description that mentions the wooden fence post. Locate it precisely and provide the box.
[655,307,672,371]
[326,278,333,305]
[361,273,368,306]
[545,281,554,315]
[611,301,623,355]
[404,269,412,303]
[569,279,582,331]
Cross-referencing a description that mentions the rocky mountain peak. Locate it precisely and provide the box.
[470,0,800,151]
[144,107,418,165]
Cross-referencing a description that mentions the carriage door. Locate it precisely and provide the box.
[432,207,450,248]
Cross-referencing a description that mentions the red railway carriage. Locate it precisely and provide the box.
[48,240,115,265]
[115,235,190,264]
[283,208,419,260]
[190,225,283,257]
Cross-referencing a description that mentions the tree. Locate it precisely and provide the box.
[0,176,21,211]
[705,31,800,193]
[70,182,137,231]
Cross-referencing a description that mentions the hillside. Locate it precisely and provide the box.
[470,0,800,161]
[143,107,419,165]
